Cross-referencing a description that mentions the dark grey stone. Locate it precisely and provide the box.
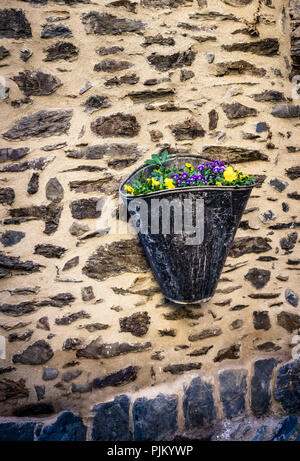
[34,244,66,259]
[277,311,300,332]
[27,173,39,195]
[255,122,269,133]
[250,358,281,416]
[0,147,29,163]
[81,11,146,35]
[0,8,32,39]
[272,416,298,441]
[183,377,216,430]
[92,395,131,441]
[2,110,72,140]
[93,366,139,389]
[285,288,299,307]
[20,48,32,62]
[271,104,300,118]
[0,187,15,205]
[147,49,196,71]
[222,102,257,119]
[42,368,59,381]
[274,360,300,413]
[46,177,64,203]
[222,38,279,56]
[0,421,38,441]
[253,311,271,330]
[244,268,270,289]
[34,385,45,401]
[0,230,25,247]
[0,46,10,60]
[12,340,54,365]
[70,198,105,219]
[0,155,54,173]
[43,41,79,62]
[219,369,247,419]
[270,177,289,192]
[133,393,177,441]
[41,23,72,39]
[36,411,87,441]
[12,70,62,96]
[280,232,298,251]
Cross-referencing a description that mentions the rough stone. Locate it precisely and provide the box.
[27,173,39,195]
[7,203,62,235]
[277,311,300,332]
[219,369,247,419]
[12,70,62,96]
[91,113,140,138]
[36,317,50,332]
[286,166,300,180]
[0,188,15,206]
[229,237,272,258]
[0,155,55,173]
[12,340,54,365]
[280,232,298,251]
[274,360,300,413]
[46,178,64,203]
[105,73,139,87]
[202,146,268,162]
[0,252,43,279]
[214,344,240,362]
[119,312,151,337]
[83,95,111,113]
[20,48,32,62]
[147,50,196,71]
[251,358,280,416]
[92,395,131,441]
[244,268,271,289]
[92,366,139,389]
[142,34,175,47]
[0,378,29,402]
[36,411,87,441]
[81,12,146,35]
[133,394,177,441]
[70,198,105,219]
[41,23,72,39]
[169,118,205,140]
[42,368,59,381]
[222,38,279,56]
[269,177,289,192]
[96,46,124,56]
[0,46,9,61]
[55,311,90,326]
[253,311,271,330]
[141,0,192,6]
[183,377,216,430]
[8,329,33,343]
[163,363,202,374]
[0,8,32,39]
[0,147,29,163]
[43,41,79,62]
[82,239,149,281]
[222,102,257,119]
[62,256,79,272]
[271,105,300,118]
[34,244,66,259]
[2,110,72,140]
[285,288,299,307]
[94,59,133,72]
[215,60,266,77]
[62,370,82,383]
[81,286,95,301]
[251,90,286,102]
[69,222,89,236]
[0,420,37,441]
[62,338,83,350]
[188,328,222,342]
[76,337,152,359]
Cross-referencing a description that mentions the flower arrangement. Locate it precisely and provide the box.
[124,150,255,196]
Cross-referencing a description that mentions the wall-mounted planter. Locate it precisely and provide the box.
[120,155,254,304]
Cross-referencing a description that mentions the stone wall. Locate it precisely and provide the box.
[0,0,299,423]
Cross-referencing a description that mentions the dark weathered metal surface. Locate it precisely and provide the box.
[120,155,254,304]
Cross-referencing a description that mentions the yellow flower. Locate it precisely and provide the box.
[152,178,160,187]
[223,166,238,182]
[185,163,194,170]
[124,185,135,196]
[164,178,175,189]
[242,174,249,179]
[216,181,222,186]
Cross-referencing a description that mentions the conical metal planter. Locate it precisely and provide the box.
[120,155,254,304]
